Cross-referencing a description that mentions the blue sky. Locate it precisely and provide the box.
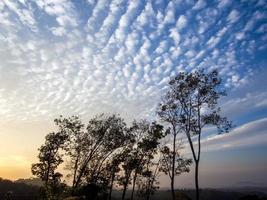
[0,0,267,187]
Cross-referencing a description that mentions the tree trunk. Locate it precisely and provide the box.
[122,184,127,200]
[136,184,141,200]
[195,111,201,200]
[146,177,152,200]
[147,157,160,200]
[171,125,177,200]
[74,139,104,188]
[71,156,80,194]
[122,175,130,200]
[146,182,151,200]
[130,170,138,200]
[108,171,115,200]
[171,178,175,200]
[195,160,199,200]
[146,188,150,200]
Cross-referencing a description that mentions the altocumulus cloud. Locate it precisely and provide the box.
[0,0,266,123]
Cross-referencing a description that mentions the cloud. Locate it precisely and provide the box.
[227,9,240,24]
[170,28,181,45]
[35,0,78,28]
[51,26,67,36]
[217,0,231,9]
[176,15,187,30]
[0,0,266,125]
[219,67,267,118]
[200,118,267,152]
[164,1,175,24]
[1,0,37,31]
[192,0,207,10]
[206,27,227,49]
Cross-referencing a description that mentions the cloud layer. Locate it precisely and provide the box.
[0,0,266,123]
[201,118,267,152]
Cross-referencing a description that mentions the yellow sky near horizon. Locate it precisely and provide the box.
[1,118,267,188]
[0,119,54,180]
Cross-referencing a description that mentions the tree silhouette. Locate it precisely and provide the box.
[118,120,165,200]
[158,69,232,200]
[136,153,162,200]
[31,131,67,199]
[67,114,128,190]
[159,144,191,200]
[157,94,192,200]
[129,120,165,200]
[54,115,85,192]
[105,154,124,200]
[30,100,231,200]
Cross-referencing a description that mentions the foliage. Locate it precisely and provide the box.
[31,131,68,199]
[158,69,232,200]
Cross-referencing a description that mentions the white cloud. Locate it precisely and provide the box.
[206,27,227,49]
[0,0,265,125]
[35,0,78,27]
[185,50,195,58]
[170,28,181,45]
[56,15,77,27]
[235,32,245,40]
[218,0,231,9]
[51,26,67,36]
[2,0,37,31]
[164,1,175,24]
[222,91,267,117]
[176,15,187,30]
[192,0,206,10]
[201,118,267,152]
[227,9,240,24]
[87,0,110,33]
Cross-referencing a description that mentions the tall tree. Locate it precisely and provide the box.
[157,96,192,200]
[158,70,231,200]
[72,114,127,188]
[31,132,67,199]
[159,145,191,200]
[135,121,165,200]
[119,120,165,200]
[136,154,162,200]
[54,115,85,191]
[105,154,124,200]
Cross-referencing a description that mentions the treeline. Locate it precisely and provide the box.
[32,115,184,200]
[31,70,231,200]
[1,178,266,200]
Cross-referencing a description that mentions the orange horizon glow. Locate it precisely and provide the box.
[0,119,53,181]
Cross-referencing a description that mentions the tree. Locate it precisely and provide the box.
[119,150,138,200]
[158,69,232,200]
[157,95,192,200]
[31,131,67,199]
[130,120,165,200]
[159,145,191,200]
[54,115,85,192]
[105,154,124,200]
[70,114,128,189]
[136,155,161,200]
[118,120,165,200]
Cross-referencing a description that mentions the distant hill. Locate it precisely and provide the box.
[0,177,40,200]
[224,186,267,195]
[153,189,267,200]
[15,177,43,187]
[110,188,267,200]
[1,177,266,200]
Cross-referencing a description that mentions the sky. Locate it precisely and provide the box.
[0,0,267,188]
